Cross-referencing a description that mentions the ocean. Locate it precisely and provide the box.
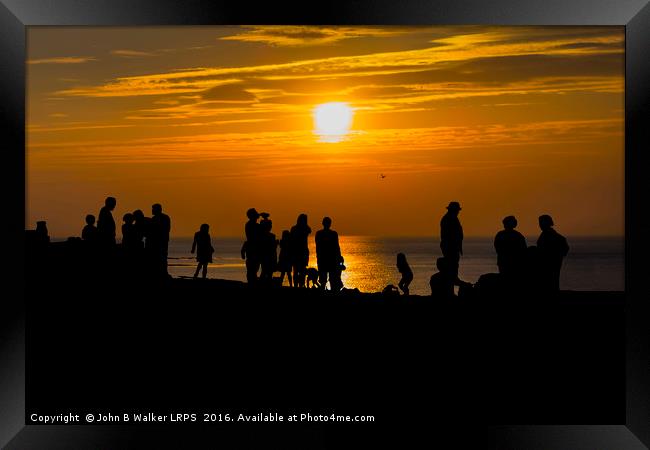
[166,236,624,295]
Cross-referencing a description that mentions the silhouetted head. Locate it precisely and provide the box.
[105,197,116,210]
[260,220,272,232]
[85,214,96,225]
[322,216,332,229]
[397,252,407,265]
[36,221,48,234]
[538,214,554,231]
[122,213,134,224]
[260,212,270,220]
[446,201,461,215]
[133,209,144,221]
[246,208,260,220]
[436,257,448,273]
[282,230,290,240]
[152,203,163,215]
[200,223,209,233]
[297,214,308,227]
[502,215,517,230]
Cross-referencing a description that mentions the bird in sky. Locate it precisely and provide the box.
[379,173,387,180]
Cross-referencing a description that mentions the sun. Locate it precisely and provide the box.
[313,102,353,142]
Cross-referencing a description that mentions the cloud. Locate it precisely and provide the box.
[55,28,623,99]
[28,56,97,65]
[111,49,157,57]
[201,83,257,102]
[219,26,410,46]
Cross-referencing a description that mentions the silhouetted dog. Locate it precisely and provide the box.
[306,268,320,288]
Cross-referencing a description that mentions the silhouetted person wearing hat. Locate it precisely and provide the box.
[97,197,117,246]
[290,213,312,288]
[242,208,261,285]
[440,201,463,278]
[494,215,527,281]
[315,216,344,292]
[151,203,171,277]
[537,214,569,292]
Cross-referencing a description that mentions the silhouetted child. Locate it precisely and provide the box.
[121,213,139,250]
[396,253,413,296]
[82,214,98,242]
[191,224,214,279]
[278,230,293,287]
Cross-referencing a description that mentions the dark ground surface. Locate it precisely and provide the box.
[23,244,625,447]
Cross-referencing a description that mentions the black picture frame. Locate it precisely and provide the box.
[1,1,649,448]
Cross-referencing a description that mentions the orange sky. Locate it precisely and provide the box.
[27,26,624,238]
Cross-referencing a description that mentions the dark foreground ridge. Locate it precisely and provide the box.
[26,236,624,429]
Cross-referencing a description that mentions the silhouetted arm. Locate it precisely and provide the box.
[191,234,197,253]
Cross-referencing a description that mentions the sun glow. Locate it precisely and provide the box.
[313,102,353,142]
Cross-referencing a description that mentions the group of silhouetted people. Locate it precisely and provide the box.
[241,209,345,290]
[79,197,172,279]
[28,197,571,296]
[423,202,569,298]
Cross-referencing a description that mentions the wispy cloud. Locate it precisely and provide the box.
[54,28,622,99]
[219,26,410,46]
[111,49,157,57]
[28,56,97,65]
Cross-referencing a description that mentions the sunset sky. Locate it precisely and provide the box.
[27,26,624,238]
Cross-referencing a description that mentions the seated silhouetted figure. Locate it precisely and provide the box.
[36,221,50,244]
[259,219,278,284]
[191,224,214,279]
[97,196,117,247]
[494,215,527,284]
[315,217,344,292]
[82,215,98,242]
[537,214,569,292]
[396,253,413,296]
[429,257,456,299]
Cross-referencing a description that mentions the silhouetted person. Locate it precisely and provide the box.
[396,253,413,296]
[290,214,312,288]
[121,213,139,250]
[537,214,569,292]
[82,214,98,242]
[440,201,463,278]
[242,208,261,285]
[494,215,527,281]
[150,203,171,277]
[97,196,117,246]
[429,257,456,299]
[278,230,293,287]
[132,210,148,250]
[191,224,214,279]
[315,216,343,292]
[259,219,278,284]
